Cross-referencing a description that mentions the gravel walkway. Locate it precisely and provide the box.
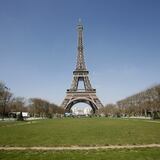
[0,144,160,151]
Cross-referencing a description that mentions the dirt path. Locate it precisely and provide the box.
[0,144,160,151]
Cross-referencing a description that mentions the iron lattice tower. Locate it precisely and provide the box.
[61,21,103,113]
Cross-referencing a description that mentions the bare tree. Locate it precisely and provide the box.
[117,84,160,119]
[29,98,63,118]
[0,82,12,120]
[98,104,119,117]
[10,97,26,112]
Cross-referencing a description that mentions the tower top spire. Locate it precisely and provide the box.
[78,18,81,23]
[75,19,87,72]
[78,18,82,24]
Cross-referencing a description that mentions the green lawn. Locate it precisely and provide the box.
[0,118,160,147]
[0,148,160,160]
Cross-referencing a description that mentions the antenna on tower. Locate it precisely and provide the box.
[78,18,82,25]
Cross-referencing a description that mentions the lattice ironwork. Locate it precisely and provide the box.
[61,21,103,113]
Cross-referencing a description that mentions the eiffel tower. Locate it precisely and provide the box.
[61,21,103,113]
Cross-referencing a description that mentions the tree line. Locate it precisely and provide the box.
[1,81,160,120]
[0,81,64,120]
[99,84,160,119]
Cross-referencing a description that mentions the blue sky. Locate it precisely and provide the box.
[0,0,160,105]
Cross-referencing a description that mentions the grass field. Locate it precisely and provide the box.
[0,118,160,160]
[0,118,160,147]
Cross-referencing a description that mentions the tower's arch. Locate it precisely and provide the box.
[65,97,98,113]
